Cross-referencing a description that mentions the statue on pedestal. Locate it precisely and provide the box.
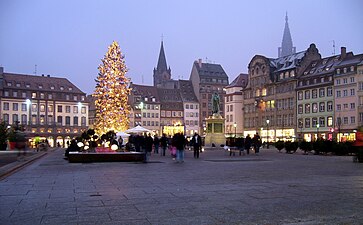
[211,92,220,116]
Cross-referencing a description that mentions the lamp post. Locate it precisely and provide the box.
[266,119,270,149]
[26,99,31,126]
[233,122,237,146]
[316,123,320,140]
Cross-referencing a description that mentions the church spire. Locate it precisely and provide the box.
[157,41,168,72]
[153,40,172,87]
[278,12,296,57]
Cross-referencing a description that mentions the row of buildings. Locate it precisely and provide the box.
[1,15,362,147]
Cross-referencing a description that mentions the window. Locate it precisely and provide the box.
[48,105,53,113]
[21,114,27,125]
[48,94,52,99]
[327,101,333,111]
[186,104,189,109]
[32,92,36,98]
[298,104,303,114]
[305,118,310,128]
[298,118,303,128]
[57,116,63,125]
[21,103,27,111]
[12,114,19,124]
[343,78,348,84]
[81,116,86,126]
[305,104,310,113]
[319,88,325,97]
[312,117,318,127]
[40,104,45,112]
[343,117,348,124]
[312,103,318,113]
[336,90,341,97]
[81,107,86,114]
[32,104,37,112]
[40,93,45,99]
[66,95,70,100]
[40,115,45,125]
[13,103,18,111]
[336,79,341,85]
[327,116,333,126]
[312,89,317,98]
[73,116,78,126]
[50,85,55,90]
[350,89,355,96]
[343,103,348,109]
[65,116,70,125]
[327,87,333,96]
[337,104,341,111]
[350,77,355,83]
[304,90,310,99]
[319,102,325,112]
[3,114,9,123]
[298,91,303,100]
[351,116,356,124]
[4,91,9,97]
[350,103,355,109]
[22,92,26,98]
[57,105,62,113]
[3,102,9,110]
[13,91,18,97]
[73,106,78,113]
[343,90,348,97]
[66,106,71,113]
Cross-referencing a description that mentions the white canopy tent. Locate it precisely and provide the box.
[125,125,151,134]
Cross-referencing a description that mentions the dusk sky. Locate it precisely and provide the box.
[1,0,362,95]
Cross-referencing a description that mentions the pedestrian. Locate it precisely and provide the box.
[160,133,168,156]
[191,132,202,159]
[252,133,262,155]
[144,133,153,162]
[245,134,252,154]
[153,135,159,154]
[174,133,186,163]
[118,136,123,149]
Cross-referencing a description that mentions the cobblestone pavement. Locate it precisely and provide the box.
[0,147,362,225]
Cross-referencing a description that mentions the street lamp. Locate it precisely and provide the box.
[266,119,270,149]
[317,123,320,140]
[26,99,31,126]
[233,122,237,146]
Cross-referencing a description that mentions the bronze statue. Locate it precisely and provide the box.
[211,92,220,115]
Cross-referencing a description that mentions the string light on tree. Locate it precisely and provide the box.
[93,41,131,135]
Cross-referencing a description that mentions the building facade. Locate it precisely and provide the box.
[0,67,88,147]
[224,73,248,137]
[190,59,229,131]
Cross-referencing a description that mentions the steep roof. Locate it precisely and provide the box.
[178,80,198,102]
[131,84,160,102]
[279,13,295,57]
[2,73,84,94]
[194,61,228,78]
[226,73,248,88]
[270,50,306,72]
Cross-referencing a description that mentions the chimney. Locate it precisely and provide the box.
[0,67,3,75]
[198,59,202,68]
[41,74,44,76]
[341,47,346,59]
[47,75,50,77]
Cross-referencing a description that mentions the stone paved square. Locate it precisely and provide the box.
[1,148,362,225]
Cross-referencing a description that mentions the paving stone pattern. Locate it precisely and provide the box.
[0,148,362,225]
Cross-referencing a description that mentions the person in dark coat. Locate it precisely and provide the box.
[245,134,252,155]
[144,133,154,162]
[160,133,168,156]
[252,133,262,155]
[191,132,202,159]
[174,133,186,163]
[153,135,159,154]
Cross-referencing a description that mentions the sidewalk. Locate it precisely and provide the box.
[0,147,362,224]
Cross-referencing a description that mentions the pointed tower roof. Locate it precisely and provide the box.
[157,41,168,71]
[278,12,296,57]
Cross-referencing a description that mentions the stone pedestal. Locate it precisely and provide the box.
[204,114,226,147]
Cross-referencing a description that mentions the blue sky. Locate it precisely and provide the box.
[1,0,362,95]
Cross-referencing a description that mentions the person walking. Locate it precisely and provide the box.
[153,135,159,154]
[160,133,168,156]
[191,132,202,159]
[245,134,252,155]
[144,133,153,162]
[174,133,186,163]
[252,133,262,155]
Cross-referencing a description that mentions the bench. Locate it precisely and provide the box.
[68,151,145,163]
[225,146,245,156]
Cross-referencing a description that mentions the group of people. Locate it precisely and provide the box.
[126,132,203,163]
[235,133,262,155]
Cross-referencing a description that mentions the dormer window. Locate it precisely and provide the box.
[16,83,20,87]
[343,68,347,73]
[7,82,11,87]
[337,69,340,74]
[60,86,64,91]
[39,84,43,89]
[68,87,73,91]
[50,85,55,90]
[144,97,148,101]
[350,66,354,72]
[26,84,30,88]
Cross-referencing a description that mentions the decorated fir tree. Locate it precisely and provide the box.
[93,41,131,135]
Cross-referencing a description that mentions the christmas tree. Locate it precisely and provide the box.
[93,41,131,135]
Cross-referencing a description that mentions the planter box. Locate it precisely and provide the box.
[68,152,145,163]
